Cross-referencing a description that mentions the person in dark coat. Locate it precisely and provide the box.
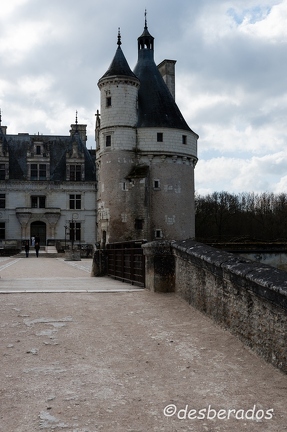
[35,242,40,257]
[24,241,29,258]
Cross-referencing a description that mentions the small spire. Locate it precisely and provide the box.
[0,109,1,126]
[144,9,147,29]
[117,28,122,46]
[75,110,78,125]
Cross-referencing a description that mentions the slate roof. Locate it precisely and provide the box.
[99,43,138,81]
[133,26,192,131]
[4,132,96,181]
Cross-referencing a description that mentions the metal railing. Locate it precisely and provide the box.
[106,241,146,287]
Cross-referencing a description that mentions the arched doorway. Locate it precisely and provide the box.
[30,221,46,246]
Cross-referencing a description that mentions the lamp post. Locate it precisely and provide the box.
[71,219,75,251]
[64,225,68,249]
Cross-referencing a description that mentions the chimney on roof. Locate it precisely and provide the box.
[157,59,176,100]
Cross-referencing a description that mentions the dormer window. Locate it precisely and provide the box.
[30,164,47,180]
[36,145,41,155]
[70,165,82,181]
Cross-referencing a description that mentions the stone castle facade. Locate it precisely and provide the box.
[0,19,198,251]
[0,118,96,250]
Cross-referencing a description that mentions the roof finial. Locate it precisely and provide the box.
[75,110,78,132]
[0,109,1,126]
[117,28,122,46]
[144,9,147,29]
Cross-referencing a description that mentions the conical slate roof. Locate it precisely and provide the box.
[99,32,138,81]
[133,24,191,131]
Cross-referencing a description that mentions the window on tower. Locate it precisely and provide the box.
[135,219,144,230]
[157,132,163,142]
[153,179,160,190]
[106,97,112,107]
[106,135,111,147]
[182,135,187,144]
[155,229,163,239]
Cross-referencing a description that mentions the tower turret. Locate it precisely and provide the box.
[133,17,198,241]
[96,19,198,246]
[96,31,141,245]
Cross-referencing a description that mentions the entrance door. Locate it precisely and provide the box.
[30,221,46,245]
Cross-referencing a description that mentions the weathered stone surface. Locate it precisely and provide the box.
[64,250,81,261]
[144,239,287,373]
[142,241,175,292]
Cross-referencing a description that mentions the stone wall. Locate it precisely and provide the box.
[142,240,287,373]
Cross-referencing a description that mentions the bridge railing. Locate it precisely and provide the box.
[106,240,146,287]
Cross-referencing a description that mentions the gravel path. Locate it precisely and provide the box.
[0,257,286,431]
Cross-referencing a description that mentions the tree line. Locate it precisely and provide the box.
[195,191,287,242]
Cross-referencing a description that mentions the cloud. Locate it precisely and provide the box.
[196,151,287,194]
[0,0,286,193]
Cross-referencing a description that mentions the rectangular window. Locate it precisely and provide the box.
[30,164,47,180]
[106,97,112,107]
[0,163,5,180]
[70,165,81,181]
[31,196,46,208]
[0,193,5,208]
[153,179,160,189]
[157,132,163,142]
[39,164,46,180]
[155,229,163,239]
[135,219,144,230]
[0,222,5,240]
[69,222,81,241]
[31,164,38,180]
[69,194,81,210]
[36,145,41,155]
[106,135,111,147]
[182,135,187,144]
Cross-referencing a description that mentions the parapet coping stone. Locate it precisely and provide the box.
[142,239,287,311]
[173,239,287,311]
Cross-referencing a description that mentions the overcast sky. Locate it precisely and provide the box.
[0,0,287,195]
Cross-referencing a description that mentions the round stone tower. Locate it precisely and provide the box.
[96,30,141,245]
[133,20,198,241]
[96,23,198,246]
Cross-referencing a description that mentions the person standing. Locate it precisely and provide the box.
[24,241,29,258]
[35,242,40,257]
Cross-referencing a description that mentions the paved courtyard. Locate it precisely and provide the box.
[0,256,287,431]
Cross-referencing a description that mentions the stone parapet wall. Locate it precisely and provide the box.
[142,240,287,373]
